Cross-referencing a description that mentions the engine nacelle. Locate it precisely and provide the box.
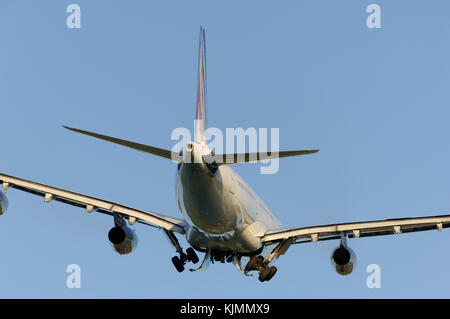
[108,225,138,255]
[331,244,356,276]
[0,192,9,215]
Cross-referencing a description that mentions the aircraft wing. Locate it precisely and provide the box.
[261,215,450,245]
[0,173,186,234]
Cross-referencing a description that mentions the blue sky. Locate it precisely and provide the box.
[1,0,450,298]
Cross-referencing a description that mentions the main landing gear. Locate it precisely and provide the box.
[242,239,293,282]
[164,230,199,273]
[171,247,199,272]
[245,255,277,282]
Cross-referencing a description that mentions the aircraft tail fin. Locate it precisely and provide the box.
[194,26,207,143]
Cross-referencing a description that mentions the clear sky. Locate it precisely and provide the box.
[1,0,450,298]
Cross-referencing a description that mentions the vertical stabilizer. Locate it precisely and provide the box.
[194,27,207,143]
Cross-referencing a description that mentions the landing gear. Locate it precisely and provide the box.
[172,256,185,273]
[258,266,277,282]
[164,230,199,273]
[242,239,293,282]
[210,250,234,264]
[213,250,225,263]
[190,249,234,273]
[245,255,264,271]
[244,255,277,282]
[186,247,199,264]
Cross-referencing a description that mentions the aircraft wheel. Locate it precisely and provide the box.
[186,247,199,264]
[172,256,185,273]
[213,251,225,263]
[265,266,277,281]
[258,267,272,282]
[246,255,264,271]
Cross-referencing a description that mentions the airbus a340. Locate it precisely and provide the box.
[1,28,449,282]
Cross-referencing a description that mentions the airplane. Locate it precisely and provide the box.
[1,27,450,282]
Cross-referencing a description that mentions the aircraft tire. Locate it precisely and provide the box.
[186,247,199,264]
[172,256,185,273]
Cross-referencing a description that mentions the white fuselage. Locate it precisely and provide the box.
[175,142,282,254]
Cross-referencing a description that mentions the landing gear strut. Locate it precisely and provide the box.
[164,230,199,273]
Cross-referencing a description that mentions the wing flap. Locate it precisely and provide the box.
[0,173,185,234]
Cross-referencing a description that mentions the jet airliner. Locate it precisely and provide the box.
[1,27,450,282]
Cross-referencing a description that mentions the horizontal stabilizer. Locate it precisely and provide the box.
[203,149,319,165]
[63,126,181,162]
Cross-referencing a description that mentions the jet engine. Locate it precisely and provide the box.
[331,244,356,276]
[108,225,138,255]
[0,192,9,215]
